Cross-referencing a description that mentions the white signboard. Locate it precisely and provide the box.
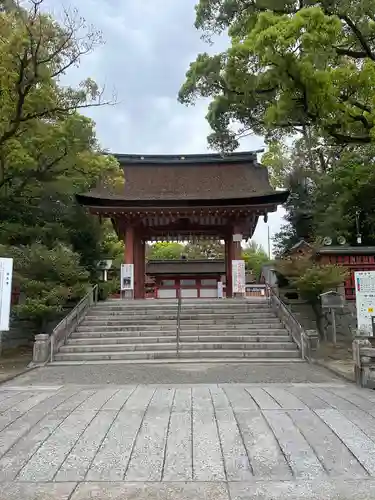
[0,258,13,331]
[121,264,134,291]
[217,281,224,299]
[355,270,375,335]
[232,260,246,294]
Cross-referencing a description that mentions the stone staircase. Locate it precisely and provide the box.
[53,299,301,363]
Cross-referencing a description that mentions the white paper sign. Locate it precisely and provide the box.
[121,264,134,290]
[355,270,375,335]
[217,281,224,299]
[232,260,246,294]
[0,258,13,331]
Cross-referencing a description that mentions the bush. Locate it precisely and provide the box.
[1,243,90,331]
[275,255,348,338]
[97,279,120,301]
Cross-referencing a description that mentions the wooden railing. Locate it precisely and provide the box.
[49,285,98,362]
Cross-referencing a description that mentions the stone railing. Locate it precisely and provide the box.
[32,285,98,365]
[267,286,319,361]
[353,337,375,389]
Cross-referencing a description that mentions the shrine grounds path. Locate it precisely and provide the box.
[1,362,375,499]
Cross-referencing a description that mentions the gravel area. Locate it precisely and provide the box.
[5,361,342,386]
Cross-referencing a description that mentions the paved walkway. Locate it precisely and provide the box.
[1,381,375,499]
[8,360,342,386]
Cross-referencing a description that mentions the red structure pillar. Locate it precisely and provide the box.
[124,226,134,265]
[132,231,142,299]
[134,237,146,299]
[140,239,145,298]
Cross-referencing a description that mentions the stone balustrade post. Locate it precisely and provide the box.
[33,334,50,364]
[353,336,373,387]
[303,329,320,360]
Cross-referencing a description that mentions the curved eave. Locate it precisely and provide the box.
[76,190,289,209]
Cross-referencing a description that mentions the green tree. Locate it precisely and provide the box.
[275,254,348,337]
[147,242,185,260]
[0,0,122,276]
[1,242,89,331]
[314,143,375,245]
[0,1,122,328]
[179,0,375,150]
[242,241,269,278]
[185,239,224,259]
[261,140,291,188]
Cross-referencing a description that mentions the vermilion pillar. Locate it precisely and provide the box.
[124,226,134,265]
[133,231,142,299]
[134,236,146,299]
[140,239,145,298]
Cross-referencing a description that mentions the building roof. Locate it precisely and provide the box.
[77,151,289,207]
[317,246,375,255]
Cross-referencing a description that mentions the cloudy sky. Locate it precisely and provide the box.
[44,0,286,254]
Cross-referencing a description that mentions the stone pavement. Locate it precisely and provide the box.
[8,360,342,386]
[1,382,375,498]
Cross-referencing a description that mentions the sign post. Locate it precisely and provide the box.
[0,258,13,355]
[320,290,344,344]
[120,264,134,299]
[232,260,246,297]
[354,271,375,336]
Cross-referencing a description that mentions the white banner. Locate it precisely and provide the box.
[217,281,224,299]
[355,270,375,335]
[232,260,246,294]
[121,264,134,291]
[0,258,13,331]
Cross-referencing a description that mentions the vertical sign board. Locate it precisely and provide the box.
[232,260,246,295]
[0,258,13,331]
[121,264,134,291]
[355,270,375,335]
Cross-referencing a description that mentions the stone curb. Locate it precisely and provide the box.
[312,358,354,383]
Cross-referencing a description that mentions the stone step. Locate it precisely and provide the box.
[60,343,176,353]
[86,309,275,321]
[54,349,301,362]
[51,358,304,365]
[76,325,177,333]
[68,334,292,344]
[60,341,296,353]
[180,322,282,330]
[90,307,272,316]
[77,322,285,335]
[71,328,288,338]
[81,318,280,327]
[96,299,266,306]
[92,303,269,312]
[68,336,177,344]
[92,303,270,312]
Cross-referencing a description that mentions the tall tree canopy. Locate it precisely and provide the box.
[0,0,121,261]
[0,0,122,324]
[179,0,375,150]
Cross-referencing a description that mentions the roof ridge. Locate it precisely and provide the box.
[112,151,263,165]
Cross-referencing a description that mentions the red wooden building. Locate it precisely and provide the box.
[317,246,375,300]
[285,240,375,301]
[77,152,288,299]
